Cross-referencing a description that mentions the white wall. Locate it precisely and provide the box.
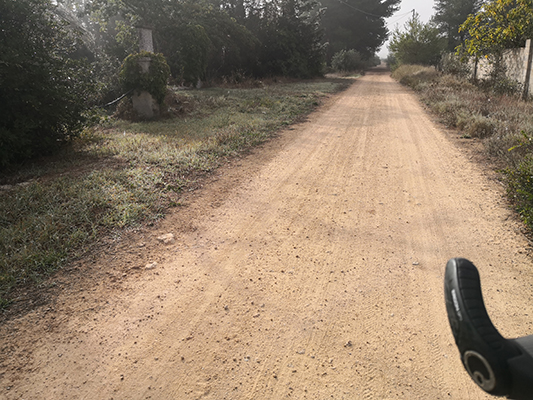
[474,39,533,97]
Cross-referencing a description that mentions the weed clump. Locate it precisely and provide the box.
[457,114,497,138]
[391,65,438,90]
[505,156,533,227]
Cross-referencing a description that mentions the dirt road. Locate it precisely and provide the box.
[2,69,533,399]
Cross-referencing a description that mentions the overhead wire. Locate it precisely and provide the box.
[334,0,385,18]
[335,1,417,27]
[386,9,416,27]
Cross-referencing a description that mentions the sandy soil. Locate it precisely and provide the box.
[2,68,533,400]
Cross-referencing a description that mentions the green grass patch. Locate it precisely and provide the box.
[0,78,350,307]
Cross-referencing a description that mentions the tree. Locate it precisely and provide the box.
[178,3,259,81]
[158,24,212,83]
[88,0,260,82]
[207,0,327,78]
[388,13,447,67]
[459,0,533,58]
[101,0,327,79]
[0,0,95,166]
[433,0,484,51]
[331,49,377,72]
[320,0,401,60]
[252,0,327,78]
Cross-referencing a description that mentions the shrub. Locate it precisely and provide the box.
[391,64,439,90]
[440,53,471,77]
[0,0,96,167]
[432,99,464,127]
[331,49,365,72]
[391,64,437,81]
[119,51,171,104]
[437,73,476,91]
[461,114,497,138]
[486,76,523,97]
[505,155,533,228]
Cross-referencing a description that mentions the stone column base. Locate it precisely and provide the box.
[132,91,159,119]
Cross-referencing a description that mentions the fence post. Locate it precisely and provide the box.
[523,39,532,100]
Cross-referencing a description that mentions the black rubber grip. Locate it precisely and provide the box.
[444,258,520,395]
[514,335,533,357]
[454,259,505,349]
[508,335,533,399]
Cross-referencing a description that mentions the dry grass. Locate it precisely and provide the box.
[391,65,439,89]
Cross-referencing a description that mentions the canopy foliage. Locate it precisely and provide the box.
[460,0,533,58]
[0,0,96,166]
[433,0,484,51]
[320,0,401,60]
[1,0,399,166]
[388,13,447,67]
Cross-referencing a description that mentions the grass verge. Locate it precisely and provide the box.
[393,65,533,233]
[0,78,350,309]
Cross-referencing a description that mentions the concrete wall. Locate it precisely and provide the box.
[474,39,533,97]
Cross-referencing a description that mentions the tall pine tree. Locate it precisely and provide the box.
[320,0,401,60]
[433,0,484,51]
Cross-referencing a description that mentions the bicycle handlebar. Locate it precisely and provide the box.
[444,258,533,399]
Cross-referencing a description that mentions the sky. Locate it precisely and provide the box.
[378,0,436,58]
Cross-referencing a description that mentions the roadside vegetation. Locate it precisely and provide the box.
[330,49,381,75]
[392,64,533,231]
[0,79,349,308]
[389,0,533,232]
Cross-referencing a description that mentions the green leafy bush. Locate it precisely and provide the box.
[440,53,471,77]
[389,13,447,68]
[119,51,171,104]
[0,0,96,167]
[331,49,365,72]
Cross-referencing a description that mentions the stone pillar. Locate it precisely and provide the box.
[138,27,154,53]
[138,56,151,73]
[132,26,159,118]
[132,91,159,118]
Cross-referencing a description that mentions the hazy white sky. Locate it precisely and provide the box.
[378,0,436,57]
